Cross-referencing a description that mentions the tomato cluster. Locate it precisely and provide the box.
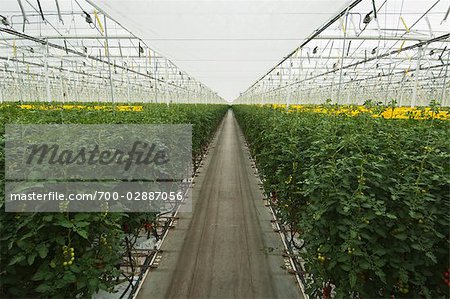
[443,269,450,287]
[61,246,75,267]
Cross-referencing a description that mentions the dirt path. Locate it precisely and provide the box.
[137,110,302,299]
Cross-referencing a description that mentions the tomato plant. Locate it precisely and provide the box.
[0,102,227,298]
[234,104,450,299]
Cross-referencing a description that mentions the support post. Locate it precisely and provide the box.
[411,46,422,107]
[44,42,51,102]
[336,8,349,105]
[286,57,292,109]
[104,14,115,107]
[165,58,169,105]
[441,52,449,106]
[125,60,131,103]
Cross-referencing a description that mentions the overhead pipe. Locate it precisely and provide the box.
[16,0,28,32]
[243,0,363,93]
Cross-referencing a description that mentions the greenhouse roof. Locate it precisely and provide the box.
[0,0,448,105]
[236,0,450,106]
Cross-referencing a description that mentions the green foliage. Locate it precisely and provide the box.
[0,102,227,298]
[234,105,450,298]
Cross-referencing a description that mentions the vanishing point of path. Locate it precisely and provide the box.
[137,110,302,299]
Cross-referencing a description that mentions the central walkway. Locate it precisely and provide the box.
[137,110,302,299]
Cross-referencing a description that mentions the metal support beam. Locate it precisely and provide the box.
[441,52,450,106]
[336,8,349,104]
[1,35,136,41]
[411,46,423,107]
[104,14,115,106]
[286,57,292,109]
[44,42,51,102]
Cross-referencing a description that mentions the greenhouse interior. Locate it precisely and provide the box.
[0,0,449,298]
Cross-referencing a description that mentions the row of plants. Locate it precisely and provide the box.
[2,103,145,112]
[0,102,228,298]
[233,104,449,298]
[270,100,450,120]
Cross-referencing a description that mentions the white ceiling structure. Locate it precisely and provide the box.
[3,0,446,104]
[97,0,351,101]
[235,0,450,107]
